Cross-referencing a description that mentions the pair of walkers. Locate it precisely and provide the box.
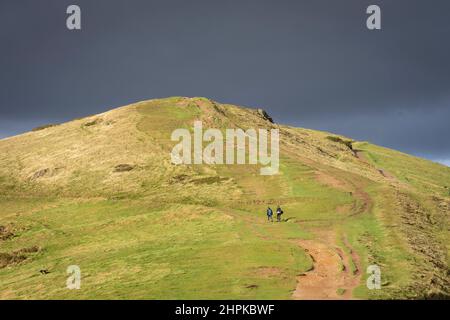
[266,206,283,222]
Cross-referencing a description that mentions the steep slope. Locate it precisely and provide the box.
[0,97,448,299]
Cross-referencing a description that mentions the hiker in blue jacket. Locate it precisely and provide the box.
[266,207,273,222]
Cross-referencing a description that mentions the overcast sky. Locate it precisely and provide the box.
[1,0,449,165]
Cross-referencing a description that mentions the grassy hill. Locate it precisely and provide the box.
[0,97,448,299]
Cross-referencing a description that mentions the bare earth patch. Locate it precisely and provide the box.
[0,246,40,269]
[254,267,283,278]
[293,236,361,300]
[0,225,15,241]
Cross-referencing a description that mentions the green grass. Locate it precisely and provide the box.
[336,288,346,296]
[354,142,450,197]
[0,156,358,299]
[1,97,448,299]
[0,198,311,299]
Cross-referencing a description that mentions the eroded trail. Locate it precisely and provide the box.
[293,239,342,299]
[292,167,368,300]
[292,232,361,300]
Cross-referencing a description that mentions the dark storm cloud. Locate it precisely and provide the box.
[0,0,449,163]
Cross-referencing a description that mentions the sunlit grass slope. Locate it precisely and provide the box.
[0,97,448,299]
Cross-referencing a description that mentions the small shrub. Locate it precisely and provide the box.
[114,164,135,172]
[32,124,57,132]
[191,176,229,185]
[30,168,50,180]
[83,118,103,127]
[256,108,274,123]
[326,136,354,150]
[169,174,190,184]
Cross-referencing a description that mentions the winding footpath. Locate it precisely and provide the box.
[292,234,361,300]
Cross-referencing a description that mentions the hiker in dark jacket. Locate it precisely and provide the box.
[266,207,273,222]
[276,205,284,222]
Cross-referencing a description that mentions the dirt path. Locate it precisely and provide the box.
[227,207,363,300]
[292,233,361,300]
[292,168,368,300]
[227,152,370,299]
[292,239,343,299]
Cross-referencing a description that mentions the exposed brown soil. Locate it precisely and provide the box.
[315,170,372,217]
[355,150,369,163]
[292,234,361,300]
[0,252,27,268]
[0,246,40,269]
[292,168,369,300]
[377,168,395,179]
[315,171,348,191]
[255,267,282,278]
[355,150,397,181]
[0,225,15,241]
